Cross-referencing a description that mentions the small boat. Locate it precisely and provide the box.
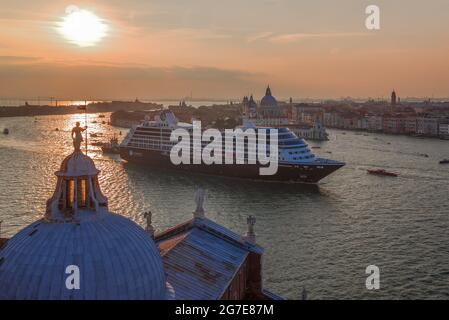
[98,114,106,118]
[101,136,120,154]
[101,121,106,124]
[418,153,429,158]
[90,133,99,138]
[311,146,321,149]
[367,169,398,177]
[91,120,98,124]
[55,128,59,131]
[3,128,9,135]
[439,159,449,164]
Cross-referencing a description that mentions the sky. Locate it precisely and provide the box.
[1,0,449,100]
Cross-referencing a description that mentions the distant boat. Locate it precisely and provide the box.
[418,153,429,158]
[55,128,59,131]
[439,159,449,164]
[367,169,398,177]
[3,128,9,135]
[92,120,98,124]
[98,114,106,118]
[101,136,120,154]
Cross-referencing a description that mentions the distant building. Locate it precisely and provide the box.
[416,116,439,136]
[357,117,369,130]
[439,122,449,138]
[367,115,383,131]
[242,95,258,119]
[288,119,329,141]
[391,90,397,106]
[383,115,405,134]
[404,117,417,134]
[254,86,289,126]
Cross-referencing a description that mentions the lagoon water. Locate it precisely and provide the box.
[1,113,449,299]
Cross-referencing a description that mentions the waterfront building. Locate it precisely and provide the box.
[416,116,439,136]
[367,115,383,131]
[404,117,417,134]
[383,115,405,134]
[438,121,449,138]
[292,104,324,125]
[357,117,369,130]
[342,113,360,130]
[0,139,282,300]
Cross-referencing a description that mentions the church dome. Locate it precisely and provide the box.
[260,85,278,108]
[0,147,166,300]
[58,151,99,177]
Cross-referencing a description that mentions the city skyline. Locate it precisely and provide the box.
[1,1,449,100]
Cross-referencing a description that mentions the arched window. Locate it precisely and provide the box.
[66,178,75,209]
[77,177,88,208]
[62,177,88,210]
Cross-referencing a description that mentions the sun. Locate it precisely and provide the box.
[57,6,108,47]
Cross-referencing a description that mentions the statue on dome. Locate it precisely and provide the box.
[71,122,86,152]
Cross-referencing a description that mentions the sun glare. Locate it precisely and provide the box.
[58,6,108,47]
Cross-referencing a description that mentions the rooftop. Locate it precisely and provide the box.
[155,217,263,300]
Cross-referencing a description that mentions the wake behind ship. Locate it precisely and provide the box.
[119,110,345,183]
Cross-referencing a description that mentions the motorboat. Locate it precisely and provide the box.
[367,169,398,177]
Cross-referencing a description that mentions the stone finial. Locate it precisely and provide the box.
[144,211,154,238]
[193,188,205,218]
[243,215,256,244]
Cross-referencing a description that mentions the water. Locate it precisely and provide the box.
[1,114,449,299]
[0,99,230,108]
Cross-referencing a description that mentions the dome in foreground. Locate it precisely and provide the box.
[0,211,166,300]
[0,147,166,300]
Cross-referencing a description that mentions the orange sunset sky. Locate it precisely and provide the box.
[1,0,449,100]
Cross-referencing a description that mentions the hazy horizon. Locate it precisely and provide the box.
[1,0,449,100]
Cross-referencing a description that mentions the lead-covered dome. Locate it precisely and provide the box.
[0,212,166,300]
[0,147,166,300]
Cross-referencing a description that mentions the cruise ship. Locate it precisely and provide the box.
[119,110,345,183]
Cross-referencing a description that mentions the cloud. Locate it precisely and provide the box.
[0,56,40,63]
[0,62,261,99]
[268,32,370,44]
[247,32,274,43]
[157,28,233,41]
